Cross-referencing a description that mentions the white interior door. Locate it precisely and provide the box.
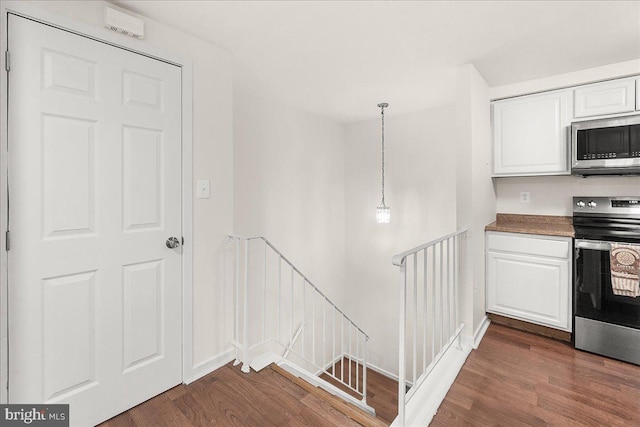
[8,15,182,426]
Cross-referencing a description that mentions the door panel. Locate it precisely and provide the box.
[42,114,97,238]
[43,271,97,401]
[122,260,163,372]
[123,126,163,230]
[8,15,182,426]
[42,48,98,98]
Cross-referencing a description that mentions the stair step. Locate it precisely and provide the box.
[271,364,389,427]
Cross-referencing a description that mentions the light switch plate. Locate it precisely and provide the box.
[197,179,210,199]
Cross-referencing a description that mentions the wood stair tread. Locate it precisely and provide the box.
[271,364,389,427]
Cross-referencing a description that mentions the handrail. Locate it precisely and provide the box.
[392,229,467,267]
[229,235,369,339]
[228,234,370,406]
[393,229,467,426]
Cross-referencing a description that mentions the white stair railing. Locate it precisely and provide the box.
[392,229,468,426]
[227,235,370,407]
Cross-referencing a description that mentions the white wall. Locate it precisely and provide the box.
[491,60,640,216]
[344,106,458,373]
[456,64,495,339]
[496,175,640,215]
[234,93,346,306]
[20,0,235,379]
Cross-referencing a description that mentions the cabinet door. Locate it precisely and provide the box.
[487,250,570,331]
[493,90,571,176]
[637,78,640,111]
[574,78,635,118]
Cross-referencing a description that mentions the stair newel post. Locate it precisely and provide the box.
[398,259,407,426]
[242,239,250,373]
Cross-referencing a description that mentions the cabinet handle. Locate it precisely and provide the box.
[574,239,611,251]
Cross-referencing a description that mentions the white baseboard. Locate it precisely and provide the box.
[184,348,235,384]
[392,341,472,426]
[461,315,490,349]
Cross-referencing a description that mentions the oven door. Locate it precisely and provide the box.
[574,239,640,330]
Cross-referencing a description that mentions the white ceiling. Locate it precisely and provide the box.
[116,1,640,123]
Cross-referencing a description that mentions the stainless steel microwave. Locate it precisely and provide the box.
[571,115,640,176]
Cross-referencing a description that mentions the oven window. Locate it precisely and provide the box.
[575,247,640,330]
[576,126,630,160]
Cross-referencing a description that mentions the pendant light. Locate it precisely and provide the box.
[376,102,390,224]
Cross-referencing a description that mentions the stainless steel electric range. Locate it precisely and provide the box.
[573,196,640,365]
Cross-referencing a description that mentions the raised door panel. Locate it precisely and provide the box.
[122,126,164,231]
[574,78,635,119]
[493,90,571,176]
[122,260,163,373]
[487,251,570,331]
[42,114,97,239]
[43,271,98,402]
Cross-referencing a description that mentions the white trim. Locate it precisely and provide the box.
[391,340,472,426]
[0,1,10,406]
[460,315,491,349]
[180,57,195,387]
[0,0,195,402]
[185,349,236,385]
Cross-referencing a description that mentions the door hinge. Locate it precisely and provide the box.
[5,231,10,251]
[4,51,9,72]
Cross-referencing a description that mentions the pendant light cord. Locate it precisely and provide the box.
[380,104,386,207]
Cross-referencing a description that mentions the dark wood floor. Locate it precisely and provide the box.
[431,323,640,426]
[99,361,390,427]
[100,323,640,426]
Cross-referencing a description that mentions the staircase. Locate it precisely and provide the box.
[227,236,376,417]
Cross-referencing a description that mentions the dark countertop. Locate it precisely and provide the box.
[485,214,574,238]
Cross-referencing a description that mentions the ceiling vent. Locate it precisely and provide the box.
[104,7,144,39]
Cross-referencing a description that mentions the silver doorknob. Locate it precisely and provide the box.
[166,237,180,249]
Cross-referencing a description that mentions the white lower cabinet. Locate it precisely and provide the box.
[486,231,572,331]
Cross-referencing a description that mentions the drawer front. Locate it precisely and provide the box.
[486,232,571,259]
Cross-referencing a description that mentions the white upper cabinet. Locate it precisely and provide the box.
[493,89,571,176]
[574,77,636,119]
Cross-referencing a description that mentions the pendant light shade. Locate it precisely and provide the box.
[376,102,390,224]
[376,206,391,224]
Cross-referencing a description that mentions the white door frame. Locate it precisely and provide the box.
[0,1,194,404]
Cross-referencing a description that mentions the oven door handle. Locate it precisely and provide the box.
[575,239,611,251]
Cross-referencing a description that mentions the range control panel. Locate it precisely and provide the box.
[574,196,640,215]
